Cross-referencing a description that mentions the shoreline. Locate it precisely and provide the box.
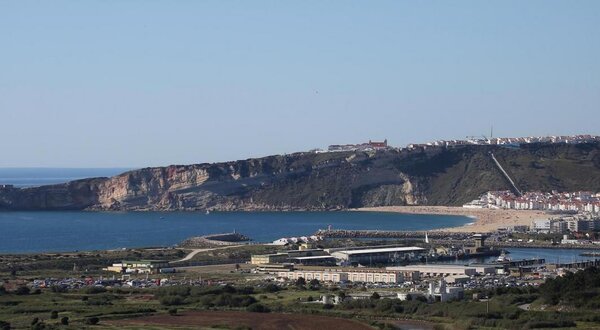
[356,206,550,233]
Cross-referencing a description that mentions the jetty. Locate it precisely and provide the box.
[179,232,250,247]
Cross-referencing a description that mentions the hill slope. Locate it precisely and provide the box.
[1,143,599,211]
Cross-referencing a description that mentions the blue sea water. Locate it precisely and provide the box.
[440,247,598,264]
[0,169,592,261]
[0,168,131,187]
[0,211,472,253]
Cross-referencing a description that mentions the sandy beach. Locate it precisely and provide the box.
[357,206,550,233]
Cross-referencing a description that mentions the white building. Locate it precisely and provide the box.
[532,219,551,232]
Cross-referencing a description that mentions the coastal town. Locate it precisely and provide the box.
[312,134,600,154]
[3,0,600,327]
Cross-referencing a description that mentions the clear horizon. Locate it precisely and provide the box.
[1,1,599,168]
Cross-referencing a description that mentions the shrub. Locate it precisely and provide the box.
[246,303,270,313]
[168,308,178,316]
[60,317,69,325]
[295,277,306,286]
[50,310,59,319]
[31,317,40,325]
[85,287,107,294]
[0,321,10,330]
[160,295,185,306]
[15,286,30,295]
[323,303,334,310]
[263,284,280,293]
[31,323,46,330]
[51,285,68,293]
[85,317,99,325]
[309,279,320,289]
[238,286,255,295]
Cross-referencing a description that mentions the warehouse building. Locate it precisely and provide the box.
[387,264,477,277]
[251,249,330,265]
[278,269,348,283]
[104,260,170,274]
[250,253,289,265]
[330,246,425,265]
[277,268,412,284]
[289,255,336,266]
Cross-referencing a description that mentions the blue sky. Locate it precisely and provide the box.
[1,1,599,167]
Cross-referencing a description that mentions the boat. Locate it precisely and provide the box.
[496,250,511,262]
[205,209,210,215]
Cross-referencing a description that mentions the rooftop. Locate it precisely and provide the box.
[335,247,425,255]
[291,256,336,260]
[121,260,169,264]
[388,264,476,270]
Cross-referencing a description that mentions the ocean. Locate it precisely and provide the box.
[0,168,592,263]
[0,168,131,187]
[0,211,471,253]
[0,168,469,253]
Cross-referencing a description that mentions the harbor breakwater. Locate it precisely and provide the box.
[180,232,250,247]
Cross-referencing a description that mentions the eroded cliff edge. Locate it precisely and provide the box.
[1,143,600,211]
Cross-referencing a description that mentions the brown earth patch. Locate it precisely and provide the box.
[111,310,373,330]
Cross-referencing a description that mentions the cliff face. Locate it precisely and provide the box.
[1,143,600,211]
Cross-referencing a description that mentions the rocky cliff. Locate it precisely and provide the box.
[1,142,600,211]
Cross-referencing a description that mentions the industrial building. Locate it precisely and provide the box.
[289,255,336,266]
[277,267,413,284]
[104,260,170,274]
[330,246,425,265]
[251,249,330,265]
[397,279,464,302]
[251,253,289,265]
[387,264,477,277]
[278,270,348,283]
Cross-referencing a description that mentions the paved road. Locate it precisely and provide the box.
[171,245,243,263]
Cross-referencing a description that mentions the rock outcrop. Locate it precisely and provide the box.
[1,142,600,211]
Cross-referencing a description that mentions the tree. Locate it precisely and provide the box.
[246,303,270,313]
[60,317,69,325]
[85,317,99,325]
[295,277,306,286]
[50,311,59,319]
[168,308,178,316]
[15,286,30,295]
[371,292,381,300]
[263,283,280,293]
[309,279,320,289]
[0,321,10,330]
[31,317,40,326]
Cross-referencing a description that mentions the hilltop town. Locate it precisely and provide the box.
[312,134,600,153]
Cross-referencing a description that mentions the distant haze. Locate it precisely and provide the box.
[1,1,599,167]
